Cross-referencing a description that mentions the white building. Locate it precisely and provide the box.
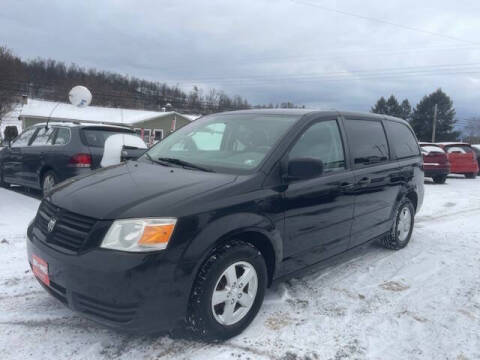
[1,99,202,144]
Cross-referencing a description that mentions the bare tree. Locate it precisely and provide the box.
[463,117,480,144]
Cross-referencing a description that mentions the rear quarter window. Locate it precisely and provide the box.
[344,119,390,168]
[384,121,420,159]
[81,128,134,148]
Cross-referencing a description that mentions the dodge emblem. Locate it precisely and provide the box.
[47,218,57,233]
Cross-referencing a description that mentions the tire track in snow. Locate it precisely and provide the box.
[416,206,480,224]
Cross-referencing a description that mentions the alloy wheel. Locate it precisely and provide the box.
[211,261,258,326]
[397,206,412,242]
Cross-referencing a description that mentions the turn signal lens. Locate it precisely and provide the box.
[101,218,176,252]
[138,223,176,246]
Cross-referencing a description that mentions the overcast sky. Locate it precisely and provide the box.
[2,0,480,122]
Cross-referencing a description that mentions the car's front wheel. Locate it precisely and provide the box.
[381,198,415,250]
[187,240,267,341]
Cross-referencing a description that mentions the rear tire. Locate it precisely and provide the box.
[187,240,267,342]
[0,165,9,188]
[432,175,447,184]
[41,171,57,196]
[381,198,415,250]
[465,173,477,179]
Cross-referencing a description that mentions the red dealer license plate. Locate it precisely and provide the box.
[32,254,50,286]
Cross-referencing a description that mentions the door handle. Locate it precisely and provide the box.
[339,182,354,190]
[357,177,371,186]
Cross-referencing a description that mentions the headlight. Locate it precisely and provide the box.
[100,218,176,252]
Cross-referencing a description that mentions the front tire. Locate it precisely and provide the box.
[187,240,267,341]
[465,173,477,179]
[381,198,415,250]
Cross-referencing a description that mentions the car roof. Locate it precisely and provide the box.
[216,109,407,122]
[33,121,133,130]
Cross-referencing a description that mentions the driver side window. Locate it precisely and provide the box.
[289,120,345,174]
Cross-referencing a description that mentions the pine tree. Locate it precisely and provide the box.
[400,99,412,121]
[371,96,388,114]
[411,89,459,142]
[385,95,403,118]
[371,95,411,120]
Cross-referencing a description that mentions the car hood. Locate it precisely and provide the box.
[48,161,237,219]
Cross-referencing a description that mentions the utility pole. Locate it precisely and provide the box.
[432,103,438,142]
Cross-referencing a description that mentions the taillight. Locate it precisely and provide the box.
[68,153,92,168]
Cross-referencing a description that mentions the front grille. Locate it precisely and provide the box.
[73,293,137,323]
[35,200,97,252]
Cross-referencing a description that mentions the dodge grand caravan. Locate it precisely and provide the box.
[27,110,424,340]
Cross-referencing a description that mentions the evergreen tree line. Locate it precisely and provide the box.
[0,46,303,118]
[371,89,460,142]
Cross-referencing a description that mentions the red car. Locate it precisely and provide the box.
[419,142,450,184]
[436,142,479,179]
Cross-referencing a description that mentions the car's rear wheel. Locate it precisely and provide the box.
[0,165,9,188]
[432,175,447,184]
[465,173,477,179]
[42,171,56,196]
[187,240,267,341]
[381,198,415,250]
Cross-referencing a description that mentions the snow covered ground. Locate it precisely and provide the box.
[1,177,479,360]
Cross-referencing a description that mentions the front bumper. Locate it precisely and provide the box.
[26,226,194,333]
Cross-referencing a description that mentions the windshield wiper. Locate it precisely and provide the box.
[145,153,172,167]
[157,157,214,172]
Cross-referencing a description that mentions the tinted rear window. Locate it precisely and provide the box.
[344,119,389,168]
[384,121,420,159]
[81,128,134,148]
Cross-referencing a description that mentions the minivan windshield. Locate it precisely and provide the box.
[143,113,300,173]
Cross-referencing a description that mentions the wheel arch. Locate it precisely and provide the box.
[39,166,55,187]
[393,186,419,218]
[405,190,418,212]
[181,213,283,289]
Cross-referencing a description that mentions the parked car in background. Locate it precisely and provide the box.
[472,144,480,175]
[0,122,147,195]
[419,142,450,184]
[436,142,479,179]
[27,110,424,341]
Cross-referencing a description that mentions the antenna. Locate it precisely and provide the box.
[45,102,61,130]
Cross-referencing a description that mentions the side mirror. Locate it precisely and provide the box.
[286,158,324,181]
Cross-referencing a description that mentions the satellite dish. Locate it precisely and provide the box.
[68,86,92,107]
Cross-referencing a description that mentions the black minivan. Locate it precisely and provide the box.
[26,110,424,340]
